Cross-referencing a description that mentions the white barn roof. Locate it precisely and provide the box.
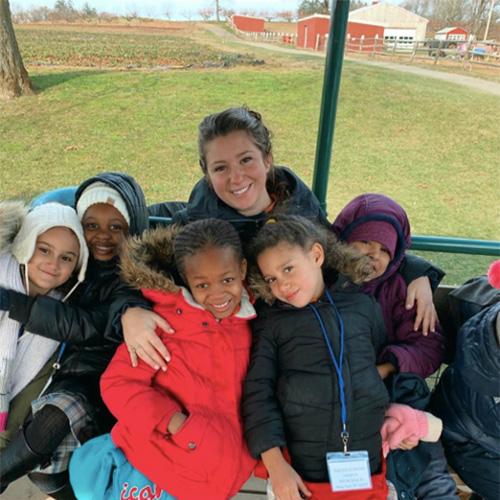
[349,2,429,27]
[436,27,462,34]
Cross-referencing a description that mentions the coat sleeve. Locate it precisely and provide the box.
[242,316,287,459]
[378,281,445,378]
[100,341,182,439]
[398,254,445,291]
[5,284,147,346]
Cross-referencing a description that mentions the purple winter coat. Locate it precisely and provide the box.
[332,193,445,378]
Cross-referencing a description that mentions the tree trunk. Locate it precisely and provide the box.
[215,0,220,22]
[0,0,32,99]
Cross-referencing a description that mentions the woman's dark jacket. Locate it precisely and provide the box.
[242,276,389,482]
[4,172,149,425]
[172,166,328,248]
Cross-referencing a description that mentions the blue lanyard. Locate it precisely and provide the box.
[309,289,349,452]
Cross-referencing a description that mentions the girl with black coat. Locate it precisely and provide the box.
[243,216,390,500]
[0,172,149,499]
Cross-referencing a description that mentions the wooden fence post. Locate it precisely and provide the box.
[372,35,378,58]
[434,39,442,64]
[410,40,418,62]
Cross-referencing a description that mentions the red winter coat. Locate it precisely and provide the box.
[101,227,257,500]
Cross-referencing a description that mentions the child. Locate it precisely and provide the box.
[243,215,390,500]
[0,172,149,499]
[70,219,257,500]
[332,193,445,379]
[0,202,88,441]
[124,107,442,370]
[431,261,500,500]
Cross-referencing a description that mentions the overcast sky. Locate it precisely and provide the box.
[10,0,403,20]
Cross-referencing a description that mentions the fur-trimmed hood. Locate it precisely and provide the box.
[248,232,373,305]
[120,225,181,293]
[0,201,28,254]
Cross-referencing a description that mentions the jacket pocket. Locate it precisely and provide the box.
[169,412,228,483]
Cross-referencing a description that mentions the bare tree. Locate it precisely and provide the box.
[0,0,32,99]
[198,7,213,21]
[468,0,489,37]
[401,0,432,17]
[214,0,220,21]
[163,3,172,20]
[277,10,297,22]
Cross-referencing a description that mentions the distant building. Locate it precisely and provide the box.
[297,14,330,50]
[435,27,468,41]
[349,2,429,47]
[231,15,265,33]
[297,2,428,51]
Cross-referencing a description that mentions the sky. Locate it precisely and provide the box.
[10,0,403,20]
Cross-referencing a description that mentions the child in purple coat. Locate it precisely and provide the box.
[332,193,445,379]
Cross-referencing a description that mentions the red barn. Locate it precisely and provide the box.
[297,14,384,51]
[231,15,265,33]
[347,20,385,51]
[297,14,330,50]
[435,27,468,41]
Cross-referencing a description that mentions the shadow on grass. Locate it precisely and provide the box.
[30,70,107,92]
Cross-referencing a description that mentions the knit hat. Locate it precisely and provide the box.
[488,260,500,289]
[12,202,88,281]
[11,202,89,297]
[346,220,398,260]
[76,181,130,226]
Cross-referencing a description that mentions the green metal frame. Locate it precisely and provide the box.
[312,0,499,257]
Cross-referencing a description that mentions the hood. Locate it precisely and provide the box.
[332,193,411,286]
[75,172,149,237]
[249,232,373,305]
[0,201,28,254]
[120,225,180,293]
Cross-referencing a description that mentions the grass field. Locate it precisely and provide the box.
[1,23,498,284]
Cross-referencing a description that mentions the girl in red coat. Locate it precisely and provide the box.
[69,219,257,500]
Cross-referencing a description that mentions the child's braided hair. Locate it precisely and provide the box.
[173,218,244,279]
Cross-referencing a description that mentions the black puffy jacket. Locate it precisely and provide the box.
[6,172,149,427]
[243,276,389,482]
[173,166,329,248]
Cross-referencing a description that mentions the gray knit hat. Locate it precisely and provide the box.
[76,181,130,226]
[11,203,89,288]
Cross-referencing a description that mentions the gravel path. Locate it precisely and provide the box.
[202,24,500,97]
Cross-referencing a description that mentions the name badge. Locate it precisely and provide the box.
[326,450,372,492]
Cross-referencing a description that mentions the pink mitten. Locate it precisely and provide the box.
[381,403,430,457]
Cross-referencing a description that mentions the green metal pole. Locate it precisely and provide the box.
[312,0,350,213]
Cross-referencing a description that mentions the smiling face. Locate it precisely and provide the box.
[182,246,247,320]
[350,240,391,280]
[204,130,273,216]
[257,242,325,308]
[27,226,80,296]
[82,203,129,261]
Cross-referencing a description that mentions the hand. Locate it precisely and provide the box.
[376,362,396,380]
[397,437,419,451]
[167,412,187,435]
[0,287,10,311]
[122,307,174,371]
[262,448,311,500]
[405,276,437,335]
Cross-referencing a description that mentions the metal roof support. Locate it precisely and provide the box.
[312,0,350,212]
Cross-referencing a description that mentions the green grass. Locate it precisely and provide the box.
[1,25,498,284]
